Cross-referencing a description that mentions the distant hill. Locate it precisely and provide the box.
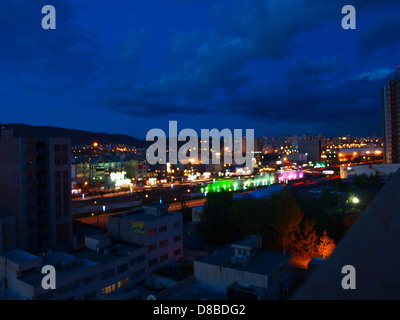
[0,124,148,147]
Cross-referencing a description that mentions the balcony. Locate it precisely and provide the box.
[292,168,400,300]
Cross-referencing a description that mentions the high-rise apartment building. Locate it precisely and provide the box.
[0,129,73,253]
[382,68,400,164]
[298,135,321,162]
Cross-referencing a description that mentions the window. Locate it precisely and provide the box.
[131,269,145,280]
[2,236,10,244]
[148,243,157,252]
[174,249,181,257]
[101,284,116,295]
[280,284,289,297]
[147,228,156,236]
[159,240,168,248]
[118,278,130,289]
[83,275,96,285]
[173,221,181,229]
[117,263,128,274]
[159,225,167,233]
[149,258,157,267]
[160,254,168,262]
[131,255,145,266]
[173,235,181,243]
[101,269,115,280]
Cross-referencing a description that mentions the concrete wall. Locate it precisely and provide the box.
[194,260,267,293]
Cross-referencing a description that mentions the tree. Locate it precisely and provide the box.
[267,189,304,253]
[317,231,336,259]
[201,191,234,244]
[292,219,319,260]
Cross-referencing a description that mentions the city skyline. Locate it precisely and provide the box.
[1,1,399,139]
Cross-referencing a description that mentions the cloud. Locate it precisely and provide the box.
[1,0,397,137]
[0,0,102,95]
[359,10,400,58]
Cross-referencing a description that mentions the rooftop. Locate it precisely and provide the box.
[72,242,144,265]
[110,206,180,223]
[196,245,291,276]
[0,249,39,264]
[20,252,98,286]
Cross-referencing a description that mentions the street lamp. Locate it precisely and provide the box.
[352,197,360,204]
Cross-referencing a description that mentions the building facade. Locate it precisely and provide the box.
[0,129,73,253]
[298,135,321,162]
[108,204,183,273]
[382,68,400,164]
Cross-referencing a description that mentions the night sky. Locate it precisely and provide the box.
[1,0,399,140]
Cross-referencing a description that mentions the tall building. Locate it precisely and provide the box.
[298,135,321,162]
[0,129,73,253]
[382,68,400,164]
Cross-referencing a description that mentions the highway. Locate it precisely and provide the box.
[75,197,207,228]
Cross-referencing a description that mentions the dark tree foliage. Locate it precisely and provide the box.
[201,189,303,251]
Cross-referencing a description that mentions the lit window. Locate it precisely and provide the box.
[118,278,129,289]
[101,284,116,295]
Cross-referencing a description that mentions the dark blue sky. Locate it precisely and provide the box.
[1,0,399,139]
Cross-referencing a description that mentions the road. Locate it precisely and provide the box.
[75,198,207,228]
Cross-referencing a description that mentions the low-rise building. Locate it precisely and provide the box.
[340,163,400,179]
[0,249,100,300]
[108,204,183,273]
[72,234,146,300]
[0,235,148,300]
[193,235,293,300]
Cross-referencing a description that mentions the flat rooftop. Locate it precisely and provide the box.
[196,245,292,276]
[232,235,261,249]
[20,252,99,286]
[110,208,180,222]
[72,242,144,265]
[0,249,39,264]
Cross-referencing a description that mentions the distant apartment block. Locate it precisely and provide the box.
[382,68,400,164]
[193,235,293,300]
[71,159,139,185]
[108,204,183,273]
[0,129,73,253]
[298,135,321,162]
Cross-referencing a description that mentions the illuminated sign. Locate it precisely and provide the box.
[110,171,131,187]
[132,221,145,234]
